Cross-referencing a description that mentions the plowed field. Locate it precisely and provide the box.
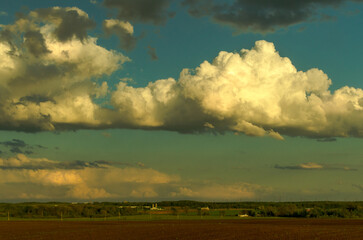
[0,219,362,240]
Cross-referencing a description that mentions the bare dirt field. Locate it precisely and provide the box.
[0,219,362,240]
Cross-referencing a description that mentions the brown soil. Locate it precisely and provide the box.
[0,219,362,240]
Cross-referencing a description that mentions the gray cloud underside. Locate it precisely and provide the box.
[182,0,363,32]
[103,0,174,25]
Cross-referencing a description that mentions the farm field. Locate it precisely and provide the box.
[0,219,362,240]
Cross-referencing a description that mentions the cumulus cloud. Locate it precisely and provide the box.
[182,0,363,33]
[275,162,357,171]
[103,19,137,50]
[0,8,128,132]
[109,40,363,139]
[103,0,174,25]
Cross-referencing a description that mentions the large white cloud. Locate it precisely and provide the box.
[111,40,363,139]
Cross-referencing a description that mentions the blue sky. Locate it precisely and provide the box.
[0,0,362,202]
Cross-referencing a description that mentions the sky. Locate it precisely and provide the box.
[0,0,363,202]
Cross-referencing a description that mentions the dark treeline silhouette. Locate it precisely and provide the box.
[0,201,362,219]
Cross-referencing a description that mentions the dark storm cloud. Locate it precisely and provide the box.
[147,46,158,61]
[274,163,357,171]
[24,31,51,57]
[182,0,363,32]
[103,0,174,25]
[34,7,96,42]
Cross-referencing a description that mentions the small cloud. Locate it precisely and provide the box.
[103,0,174,25]
[90,0,97,4]
[147,46,158,61]
[181,0,353,33]
[0,11,8,16]
[275,162,357,171]
[103,19,137,51]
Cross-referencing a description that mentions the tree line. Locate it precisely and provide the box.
[0,201,362,219]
